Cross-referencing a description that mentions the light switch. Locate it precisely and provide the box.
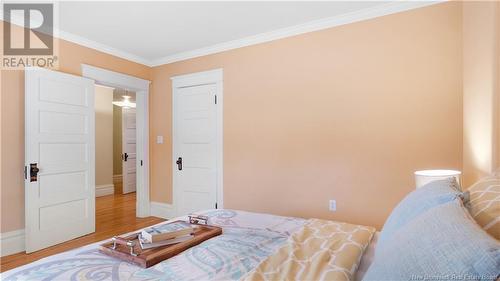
[157,136,164,144]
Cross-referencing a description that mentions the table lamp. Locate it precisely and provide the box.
[414,169,462,189]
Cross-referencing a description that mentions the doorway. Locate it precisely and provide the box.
[114,89,137,194]
[94,86,137,197]
[82,64,151,218]
[172,69,224,216]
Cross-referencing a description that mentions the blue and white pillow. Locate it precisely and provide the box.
[363,199,500,281]
[377,178,462,250]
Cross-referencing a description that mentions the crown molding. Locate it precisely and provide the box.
[0,8,153,66]
[150,1,442,66]
[2,1,442,68]
[57,30,153,66]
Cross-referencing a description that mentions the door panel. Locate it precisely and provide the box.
[122,108,137,194]
[179,168,213,191]
[39,199,89,231]
[175,84,217,216]
[39,78,89,106]
[25,68,95,253]
[182,144,213,167]
[39,111,88,134]
[39,143,88,164]
[179,192,213,214]
[38,171,88,205]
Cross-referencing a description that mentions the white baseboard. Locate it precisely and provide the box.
[96,184,115,197]
[150,202,176,219]
[1,229,25,257]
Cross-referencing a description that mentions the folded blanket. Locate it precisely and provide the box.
[243,219,375,281]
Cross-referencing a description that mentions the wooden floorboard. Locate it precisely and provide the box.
[0,193,165,272]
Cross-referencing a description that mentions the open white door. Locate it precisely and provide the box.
[122,107,136,194]
[25,68,95,253]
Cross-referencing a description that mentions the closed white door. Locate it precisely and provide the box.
[174,84,218,215]
[25,68,95,253]
[122,107,136,194]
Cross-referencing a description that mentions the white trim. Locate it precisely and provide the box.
[0,10,151,66]
[81,64,150,91]
[95,184,114,197]
[171,69,224,216]
[150,202,176,219]
[151,1,442,66]
[58,30,152,66]
[171,69,223,87]
[82,64,151,218]
[2,2,441,67]
[1,229,25,257]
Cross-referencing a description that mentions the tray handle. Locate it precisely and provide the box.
[111,236,138,256]
[188,214,209,225]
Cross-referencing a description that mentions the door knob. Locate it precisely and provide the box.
[123,153,129,162]
[176,157,183,170]
[30,163,40,182]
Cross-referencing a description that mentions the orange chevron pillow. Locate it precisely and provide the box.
[466,176,500,240]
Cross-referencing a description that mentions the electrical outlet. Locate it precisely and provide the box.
[157,135,164,144]
[329,200,337,212]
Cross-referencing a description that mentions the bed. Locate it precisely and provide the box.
[1,209,376,281]
[4,177,497,281]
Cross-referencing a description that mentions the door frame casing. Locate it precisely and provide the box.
[82,64,151,217]
[171,69,224,216]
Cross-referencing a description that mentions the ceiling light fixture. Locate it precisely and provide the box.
[112,95,136,108]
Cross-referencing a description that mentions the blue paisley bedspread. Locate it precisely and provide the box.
[2,209,306,281]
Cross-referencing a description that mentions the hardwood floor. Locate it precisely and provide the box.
[0,193,165,272]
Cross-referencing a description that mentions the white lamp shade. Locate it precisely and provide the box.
[414,170,462,189]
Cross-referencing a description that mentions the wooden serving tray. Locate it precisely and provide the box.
[99,221,222,268]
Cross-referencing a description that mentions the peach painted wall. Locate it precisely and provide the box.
[0,20,151,232]
[4,1,493,233]
[498,3,500,172]
[150,2,463,229]
[94,86,114,187]
[462,1,500,187]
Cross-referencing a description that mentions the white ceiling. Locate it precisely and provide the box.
[3,1,439,66]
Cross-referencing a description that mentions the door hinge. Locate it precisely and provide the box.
[140,160,143,166]
[215,202,218,209]
[24,166,27,180]
[215,95,217,104]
